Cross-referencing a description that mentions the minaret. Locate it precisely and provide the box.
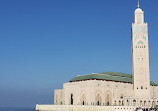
[132,1,150,99]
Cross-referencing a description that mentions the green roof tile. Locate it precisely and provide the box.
[69,72,157,86]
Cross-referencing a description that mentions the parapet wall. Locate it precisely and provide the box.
[36,105,138,111]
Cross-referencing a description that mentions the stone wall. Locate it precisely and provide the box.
[55,80,134,105]
[36,105,137,111]
[54,89,64,105]
[54,80,158,107]
[64,79,134,105]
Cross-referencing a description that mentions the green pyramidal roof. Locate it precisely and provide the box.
[69,72,157,86]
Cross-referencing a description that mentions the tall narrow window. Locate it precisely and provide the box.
[127,100,129,106]
[144,101,146,106]
[133,100,136,106]
[82,101,84,105]
[140,101,142,106]
[71,94,73,105]
[97,101,100,106]
[119,101,121,106]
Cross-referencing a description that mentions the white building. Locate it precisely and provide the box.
[54,2,158,107]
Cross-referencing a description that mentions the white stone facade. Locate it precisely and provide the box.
[54,5,158,108]
[54,80,158,107]
[132,7,150,99]
[54,89,64,105]
[36,105,138,111]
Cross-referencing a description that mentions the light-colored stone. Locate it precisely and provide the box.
[132,6,150,99]
[36,3,158,111]
[54,80,158,107]
[53,6,158,108]
[36,105,138,111]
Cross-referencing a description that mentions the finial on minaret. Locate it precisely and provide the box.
[137,0,140,8]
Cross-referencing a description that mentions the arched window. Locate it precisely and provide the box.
[133,100,136,106]
[119,101,121,106]
[80,93,86,105]
[144,101,146,106]
[149,101,151,106]
[133,100,136,102]
[105,93,112,106]
[96,93,101,106]
[127,100,129,106]
[140,100,142,106]
[122,100,124,106]
[114,100,116,106]
[106,94,110,106]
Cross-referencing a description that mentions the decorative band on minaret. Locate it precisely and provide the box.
[132,1,150,99]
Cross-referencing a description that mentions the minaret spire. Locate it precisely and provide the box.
[137,0,140,8]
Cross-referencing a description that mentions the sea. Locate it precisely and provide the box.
[0,107,35,111]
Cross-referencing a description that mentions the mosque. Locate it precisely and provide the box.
[54,2,158,107]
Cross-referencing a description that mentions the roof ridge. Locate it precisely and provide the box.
[99,71,131,74]
[77,73,98,77]
[69,73,157,86]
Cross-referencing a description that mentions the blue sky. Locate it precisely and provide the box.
[0,0,158,108]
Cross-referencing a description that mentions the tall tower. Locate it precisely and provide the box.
[132,1,150,99]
